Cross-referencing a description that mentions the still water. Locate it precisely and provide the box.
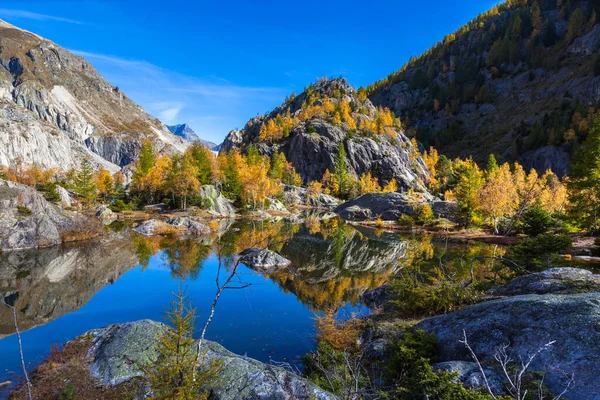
[0,217,503,388]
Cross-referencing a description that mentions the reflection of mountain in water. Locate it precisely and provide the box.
[0,239,139,337]
[270,225,407,310]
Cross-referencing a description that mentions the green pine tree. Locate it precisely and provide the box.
[568,115,600,231]
[333,143,350,196]
[138,139,155,175]
[141,288,221,399]
[75,158,96,206]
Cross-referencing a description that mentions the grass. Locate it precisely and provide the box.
[9,337,143,400]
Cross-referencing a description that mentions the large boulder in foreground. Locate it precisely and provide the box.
[335,192,455,221]
[199,185,236,217]
[0,179,70,250]
[492,267,600,296]
[416,292,600,399]
[88,320,336,399]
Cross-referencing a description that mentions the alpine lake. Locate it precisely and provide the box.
[0,215,533,391]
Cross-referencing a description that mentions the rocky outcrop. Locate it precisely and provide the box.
[239,248,291,271]
[335,192,454,221]
[133,217,210,236]
[0,19,187,172]
[520,145,571,179]
[0,179,72,250]
[199,185,237,217]
[361,284,393,309]
[416,292,600,399]
[221,78,430,192]
[492,267,600,296]
[283,185,340,209]
[87,320,336,399]
[433,361,505,394]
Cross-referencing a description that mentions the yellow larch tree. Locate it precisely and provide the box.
[478,163,518,234]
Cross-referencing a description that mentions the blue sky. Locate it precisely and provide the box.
[1,0,500,143]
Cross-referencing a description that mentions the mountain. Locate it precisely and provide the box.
[367,0,600,177]
[0,19,187,173]
[221,78,429,192]
[166,123,218,149]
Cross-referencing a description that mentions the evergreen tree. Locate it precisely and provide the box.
[269,151,285,180]
[543,20,558,47]
[141,288,221,399]
[188,142,213,185]
[568,116,600,231]
[138,139,155,175]
[246,144,260,166]
[333,143,350,196]
[454,158,483,227]
[75,158,96,206]
[485,154,498,174]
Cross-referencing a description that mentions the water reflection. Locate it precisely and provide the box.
[0,218,507,386]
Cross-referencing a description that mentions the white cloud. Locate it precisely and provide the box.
[0,8,83,25]
[70,50,289,143]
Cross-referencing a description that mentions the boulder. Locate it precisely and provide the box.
[95,205,117,223]
[132,219,163,236]
[492,267,600,296]
[335,192,456,222]
[88,320,336,399]
[239,248,292,271]
[0,179,69,251]
[283,185,340,209]
[361,284,393,309]
[433,361,505,394]
[166,217,211,235]
[55,185,73,209]
[199,185,236,217]
[417,293,600,399]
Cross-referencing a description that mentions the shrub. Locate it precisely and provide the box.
[508,234,572,271]
[413,203,434,225]
[398,214,415,228]
[16,205,32,216]
[110,199,133,212]
[375,216,385,228]
[520,207,555,236]
[306,125,317,134]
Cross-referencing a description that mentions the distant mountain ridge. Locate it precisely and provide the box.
[367,0,600,177]
[0,19,188,173]
[166,123,218,149]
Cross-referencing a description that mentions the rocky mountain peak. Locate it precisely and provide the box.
[0,19,188,173]
[221,77,430,192]
[166,123,218,150]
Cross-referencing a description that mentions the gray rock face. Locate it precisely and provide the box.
[0,179,70,250]
[492,267,600,296]
[239,248,291,271]
[433,361,505,394]
[567,24,600,55]
[199,185,237,217]
[416,293,600,399]
[335,192,452,221]
[55,185,73,209]
[282,185,340,209]
[0,19,187,172]
[520,145,571,179]
[87,320,336,399]
[220,78,429,192]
